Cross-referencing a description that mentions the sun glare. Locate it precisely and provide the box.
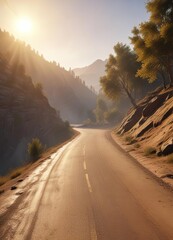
[16,17,32,34]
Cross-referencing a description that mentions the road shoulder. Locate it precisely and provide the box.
[108,130,173,192]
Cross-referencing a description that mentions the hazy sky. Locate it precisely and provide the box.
[0,0,149,69]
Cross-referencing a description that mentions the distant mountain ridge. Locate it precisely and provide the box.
[73,59,107,93]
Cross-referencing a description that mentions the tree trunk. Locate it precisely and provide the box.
[167,68,173,87]
[166,57,173,87]
[169,69,173,87]
[123,86,137,109]
[159,71,167,89]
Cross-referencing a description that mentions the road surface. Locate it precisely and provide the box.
[1,128,173,240]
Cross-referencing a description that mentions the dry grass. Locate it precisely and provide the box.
[0,131,79,188]
[10,166,26,179]
[0,177,8,186]
[0,166,28,186]
[144,146,156,156]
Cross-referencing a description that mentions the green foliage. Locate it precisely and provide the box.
[93,95,123,124]
[130,0,173,87]
[100,43,139,108]
[124,135,136,144]
[143,146,156,156]
[87,110,96,123]
[94,98,108,123]
[97,98,107,112]
[104,108,118,123]
[28,138,43,161]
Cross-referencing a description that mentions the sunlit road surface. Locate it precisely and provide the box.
[1,129,173,240]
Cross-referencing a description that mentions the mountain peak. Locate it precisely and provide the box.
[73,59,107,92]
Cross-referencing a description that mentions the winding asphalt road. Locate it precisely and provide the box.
[1,128,173,240]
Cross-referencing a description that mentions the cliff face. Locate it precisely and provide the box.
[0,67,72,175]
[0,30,96,123]
[117,87,173,156]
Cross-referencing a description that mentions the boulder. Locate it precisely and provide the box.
[161,138,173,155]
[120,106,143,134]
[143,93,169,118]
[137,122,153,138]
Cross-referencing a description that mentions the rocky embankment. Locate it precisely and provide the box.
[0,70,72,175]
[117,87,173,156]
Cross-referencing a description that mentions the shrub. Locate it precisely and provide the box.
[104,108,118,123]
[134,143,140,148]
[144,146,156,156]
[124,135,136,144]
[28,138,43,161]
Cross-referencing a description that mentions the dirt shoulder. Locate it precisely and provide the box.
[111,131,173,189]
[0,130,80,194]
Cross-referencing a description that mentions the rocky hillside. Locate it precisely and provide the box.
[0,30,96,123]
[117,87,173,156]
[73,59,107,93]
[0,60,72,175]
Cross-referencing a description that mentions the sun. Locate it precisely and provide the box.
[16,17,33,34]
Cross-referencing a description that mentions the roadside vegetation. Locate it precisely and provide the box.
[0,165,29,187]
[124,135,136,144]
[0,138,44,187]
[130,0,173,88]
[100,0,173,161]
[100,0,173,110]
[28,138,43,162]
[86,95,123,125]
[143,146,156,156]
[0,131,79,188]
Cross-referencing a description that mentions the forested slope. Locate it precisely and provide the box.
[0,30,96,123]
[0,54,72,175]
